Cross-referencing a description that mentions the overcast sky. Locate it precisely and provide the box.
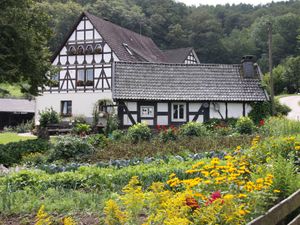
[176,0,287,6]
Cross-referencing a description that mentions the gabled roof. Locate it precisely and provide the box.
[0,98,35,113]
[113,62,268,102]
[163,47,199,63]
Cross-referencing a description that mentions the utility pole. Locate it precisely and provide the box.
[268,22,275,115]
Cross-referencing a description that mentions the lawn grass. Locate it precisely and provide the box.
[0,83,24,98]
[0,132,36,144]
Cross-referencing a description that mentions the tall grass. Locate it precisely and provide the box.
[260,117,300,136]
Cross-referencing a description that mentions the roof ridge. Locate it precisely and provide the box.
[115,61,241,67]
[84,12,153,42]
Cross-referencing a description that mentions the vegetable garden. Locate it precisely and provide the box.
[0,117,300,224]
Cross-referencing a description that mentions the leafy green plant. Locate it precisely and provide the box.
[259,117,300,136]
[111,129,125,141]
[179,122,209,137]
[127,122,151,143]
[39,108,60,127]
[0,139,50,166]
[86,134,108,148]
[50,136,93,161]
[73,123,91,135]
[236,117,255,134]
[105,115,119,135]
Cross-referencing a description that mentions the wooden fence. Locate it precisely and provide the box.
[247,189,300,225]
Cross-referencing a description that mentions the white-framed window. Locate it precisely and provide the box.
[140,106,154,118]
[61,101,72,117]
[171,103,186,122]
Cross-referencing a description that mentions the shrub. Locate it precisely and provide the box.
[274,99,291,116]
[50,136,93,161]
[0,139,50,166]
[111,129,125,141]
[179,122,209,137]
[127,123,151,143]
[105,115,119,135]
[39,108,60,127]
[236,117,255,134]
[73,123,91,135]
[158,127,177,142]
[86,134,108,148]
[259,117,300,136]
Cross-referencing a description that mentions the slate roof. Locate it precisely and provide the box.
[163,47,195,63]
[113,62,268,102]
[52,12,200,64]
[0,99,35,113]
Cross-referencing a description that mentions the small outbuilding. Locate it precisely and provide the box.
[0,98,35,129]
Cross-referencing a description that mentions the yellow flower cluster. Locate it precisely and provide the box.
[35,205,77,225]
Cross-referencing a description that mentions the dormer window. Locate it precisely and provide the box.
[69,46,76,55]
[77,45,84,55]
[94,44,102,54]
[86,45,93,54]
[123,43,133,56]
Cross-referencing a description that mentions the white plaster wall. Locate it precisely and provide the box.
[210,102,226,119]
[157,103,168,112]
[123,114,137,126]
[35,92,112,124]
[227,103,243,118]
[245,103,252,116]
[126,102,137,111]
[157,115,168,125]
[189,103,201,112]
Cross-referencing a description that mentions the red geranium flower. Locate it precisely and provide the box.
[206,191,223,205]
[259,119,265,126]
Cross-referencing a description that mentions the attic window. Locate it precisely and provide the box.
[123,43,133,56]
[94,44,102,54]
[69,46,76,55]
[86,45,93,54]
[77,45,84,55]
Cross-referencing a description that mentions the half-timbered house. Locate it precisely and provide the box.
[113,56,269,128]
[35,12,200,124]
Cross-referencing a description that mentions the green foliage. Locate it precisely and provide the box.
[111,130,125,141]
[50,136,93,161]
[0,0,54,95]
[248,102,271,124]
[179,122,209,137]
[4,120,34,133]
[259,117,300,136]
[73,123,91,135]
[158,128,178,142]
[105,115,119,135]
[236,117,255,134]
[0,139,50,166]
[86,134,108,148]
[39,108,60,127]
[127,122,151,143]
[275,99,291,116]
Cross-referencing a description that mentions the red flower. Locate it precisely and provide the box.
[186,197,200,210]
[206,191,223,206]
[156,125,161,131]
[259,119,265,126]
[162,125,167,131]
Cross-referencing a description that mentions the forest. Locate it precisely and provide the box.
[2,0,300,94]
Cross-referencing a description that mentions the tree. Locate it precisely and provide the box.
[0,0,53,96]
[283,56,300,93]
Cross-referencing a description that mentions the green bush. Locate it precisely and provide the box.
[259,117,300,136]
[73,123,91,135]
[86,134,108,148]
[50,136,93,161]
[275,99,291,116]
[158,128,177,142]
[127,122,151,143]
[179,122,209,137]
[39,108,60,127]
[105,115,119,135]
[0,139,50,166]
[236,117,255,134]
[111,129,125,141]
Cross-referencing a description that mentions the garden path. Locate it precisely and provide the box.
[279,95,300,120]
